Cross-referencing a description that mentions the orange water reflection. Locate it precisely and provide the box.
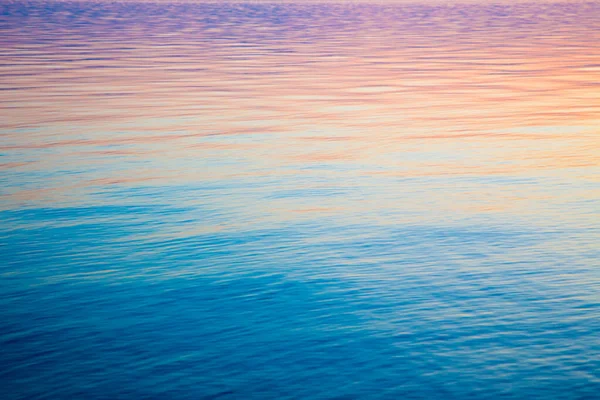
[1,1,599,227]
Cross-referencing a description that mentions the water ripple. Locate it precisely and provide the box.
[1,1,599,398]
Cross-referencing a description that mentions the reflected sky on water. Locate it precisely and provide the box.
[1,1,599,398]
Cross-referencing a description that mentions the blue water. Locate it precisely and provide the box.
[1,1,599,398]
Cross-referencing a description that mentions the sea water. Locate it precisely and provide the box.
[1,1,599,398]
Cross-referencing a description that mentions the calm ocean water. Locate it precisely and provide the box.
[1,0,599,398]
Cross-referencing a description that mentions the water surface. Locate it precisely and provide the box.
[1,1,599,398]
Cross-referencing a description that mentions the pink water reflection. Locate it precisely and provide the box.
[1,1,599,224]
